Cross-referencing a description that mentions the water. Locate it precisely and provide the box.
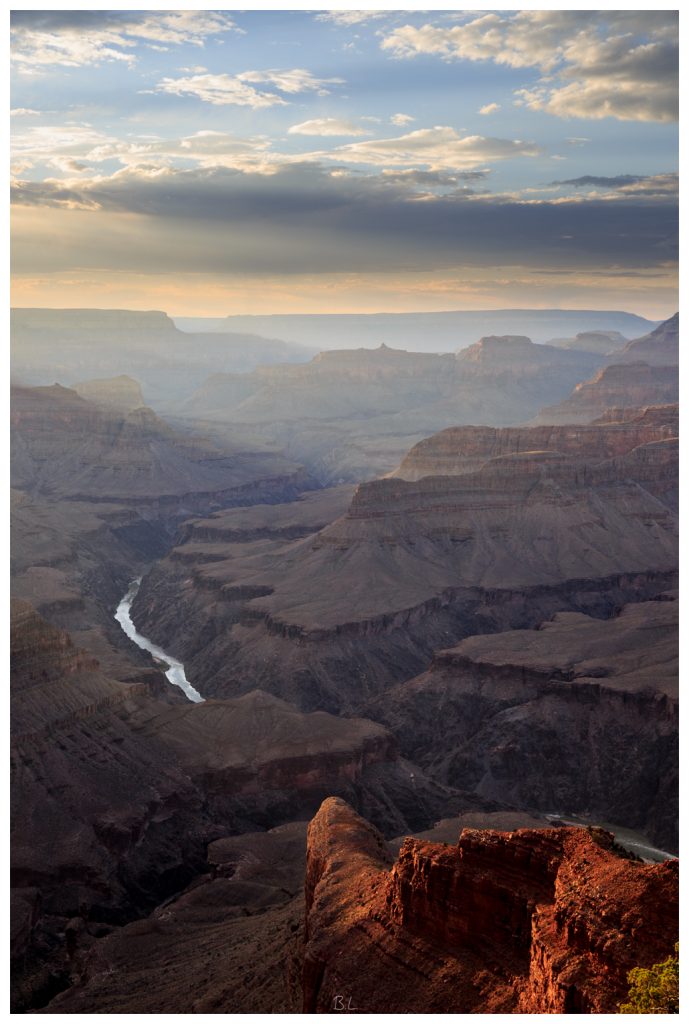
[114,578,204,703]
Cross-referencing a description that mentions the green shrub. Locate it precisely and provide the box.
[619,943,679,1014]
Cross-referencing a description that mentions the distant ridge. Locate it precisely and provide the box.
[175,309,659,352]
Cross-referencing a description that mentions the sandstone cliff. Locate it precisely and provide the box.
[303,798,678,1014]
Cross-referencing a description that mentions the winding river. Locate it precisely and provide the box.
[115,578,203,703]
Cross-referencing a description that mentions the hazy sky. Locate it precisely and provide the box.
[10,8,678,317]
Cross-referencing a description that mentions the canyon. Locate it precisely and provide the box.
[302,798,678,1014]
[10,310,679,1013]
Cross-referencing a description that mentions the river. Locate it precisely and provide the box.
[114,578,204,703]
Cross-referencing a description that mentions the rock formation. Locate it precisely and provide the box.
[370,597,678,850]
[176,337,603,482]
[535,314,678,424]
[535,367,678,425]
[11,601,458,1010]
[546,329,628,354]
[11,307,313,405]
[131,409,678,714]
[610,312,678,367]
[302,798,678,1014]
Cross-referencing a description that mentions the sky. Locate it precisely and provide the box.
[10,7,679,318]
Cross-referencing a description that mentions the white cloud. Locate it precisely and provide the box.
[479,103,501,116]
[10,11,239,69]
[288,118,370,137]
[237,68,344,96]
[10,108,42,117]
[327,126,542,172]
[155,68,343,108]
[390,113,414,127]
[381,11,678,123]
[154,73,288,109]
[316,12,387,27]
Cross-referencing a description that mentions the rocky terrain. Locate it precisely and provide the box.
[302,798,678,1014]
[10,305,679,1015]
[11,381,311,673]
[12,601,471,1011]
[535,314,678,424]
[131,406,678,715]
[11,308,314,406]
[370,597,678,850]
[175,336,603,482]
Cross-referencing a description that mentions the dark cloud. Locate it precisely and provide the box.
[553,175,645,188]
[11,162,678,278]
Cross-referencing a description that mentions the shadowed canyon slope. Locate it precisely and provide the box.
[12,601,470,1010]
[11,381,311,677]
[131,405,678,714]
[369,597,678,850]
[302,798,678,1014]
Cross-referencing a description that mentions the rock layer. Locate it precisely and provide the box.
[303,798,678,1014]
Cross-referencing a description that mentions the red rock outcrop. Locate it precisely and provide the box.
[303,798,678,1014]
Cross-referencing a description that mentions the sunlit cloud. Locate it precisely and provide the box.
[10,10,239,69]
[381,11,678,123]
[288,118,370,137]
[328,126,542,171]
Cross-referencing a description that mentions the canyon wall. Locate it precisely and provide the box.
[303,798,678,1014]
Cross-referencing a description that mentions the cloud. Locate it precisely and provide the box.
[381,11,678,123]
[10,162,677,280]
[328,126,542,171]
[10,108,42,117]
[237,68,343,96]
[10,11,239,69]
[288,118,370,137]
[390,113,415,126]
[479,103,501,115]
[154,68,343,108]
[153,73,288,109]
[552,173,678,199]
[315,12,387,27]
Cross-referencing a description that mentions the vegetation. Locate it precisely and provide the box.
[619,944,679,1014]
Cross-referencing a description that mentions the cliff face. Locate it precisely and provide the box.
[303,798,678,1014]
[535,366,678,425]
[11,383,308,507]
[131,410,677,715]
[610,312,678,367]
[370,598,678,850]
[175,336,603,483]
[11,603,447,1011]
[395,406,678,479]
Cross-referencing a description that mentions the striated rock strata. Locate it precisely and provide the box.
[175,336,603,482]
[369,598,678,850]
[303,798,678,1014]
[11,602,455,1011]
[131,409,678,713]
